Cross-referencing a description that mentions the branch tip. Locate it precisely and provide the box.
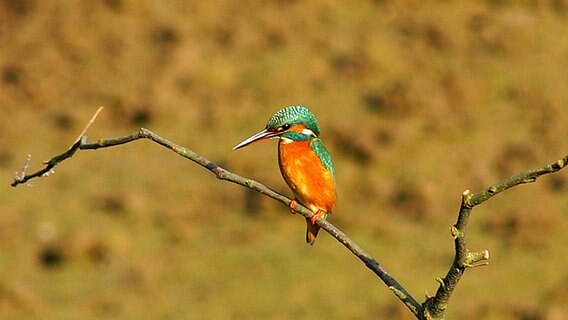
[461,189,475,209]
[14,154,32,182]
[74,106,104,143]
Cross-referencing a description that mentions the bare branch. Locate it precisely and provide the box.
[11,107,104,187]
[11,139,81,187]
[11,108,568,320]
[423,156,568,319]
[11,112,423,317]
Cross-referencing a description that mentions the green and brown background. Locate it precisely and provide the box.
[1,1,568,319]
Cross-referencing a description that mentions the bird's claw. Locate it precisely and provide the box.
[310,210,326,225]
[289,198,299,214]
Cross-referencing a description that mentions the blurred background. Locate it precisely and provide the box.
[1,1,568,319]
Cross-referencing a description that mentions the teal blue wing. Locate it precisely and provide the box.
[310,138,335,177]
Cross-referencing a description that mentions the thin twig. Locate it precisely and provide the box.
[13,154,32,183]
[11,107,104,187]
[74,106,104,143]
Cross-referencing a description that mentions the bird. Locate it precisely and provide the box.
[233,105,336,245]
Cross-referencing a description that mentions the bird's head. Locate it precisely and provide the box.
[233,105,320,150]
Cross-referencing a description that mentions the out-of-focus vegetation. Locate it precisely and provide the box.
[1,1,567,319]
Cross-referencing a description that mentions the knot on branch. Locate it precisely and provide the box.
[553,157,567,170]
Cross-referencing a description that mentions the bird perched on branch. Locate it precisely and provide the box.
[233,106,336,245]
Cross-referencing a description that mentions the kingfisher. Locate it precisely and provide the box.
[233,106,336,245]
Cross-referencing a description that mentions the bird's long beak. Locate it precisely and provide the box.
[232,128,279,150]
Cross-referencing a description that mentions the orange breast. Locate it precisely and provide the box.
[278,140,336,214]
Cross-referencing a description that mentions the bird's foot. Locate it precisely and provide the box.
[289,198,299,214]
[309,210,326,225]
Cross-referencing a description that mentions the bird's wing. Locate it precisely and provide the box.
[310,138,334,177]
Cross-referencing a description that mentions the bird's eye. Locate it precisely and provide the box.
[281,124,291,131]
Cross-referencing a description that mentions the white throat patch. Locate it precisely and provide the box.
[280,137,294,144]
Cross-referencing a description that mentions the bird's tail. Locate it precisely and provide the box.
[306,218,320,245]
[305,212,329,246]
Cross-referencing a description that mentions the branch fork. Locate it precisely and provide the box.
[11,108,568,320]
